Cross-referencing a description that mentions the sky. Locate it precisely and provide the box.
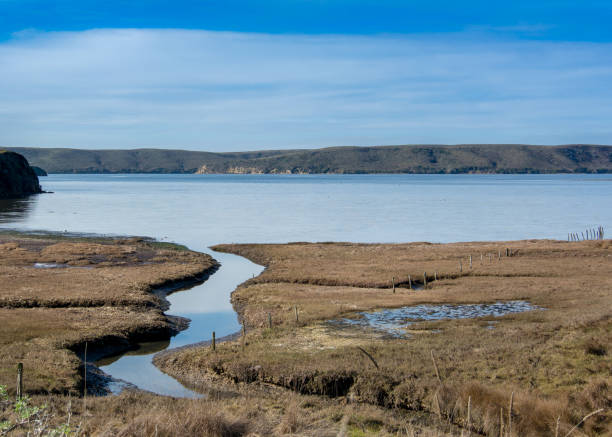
[1,1,611,150]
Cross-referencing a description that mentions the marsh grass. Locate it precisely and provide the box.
[0,233,217,395]
[159,239,612,435]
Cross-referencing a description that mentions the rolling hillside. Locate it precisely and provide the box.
[5,144,612,174]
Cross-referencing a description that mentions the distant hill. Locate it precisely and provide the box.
[5,145,612,174]
[0,151,42,198]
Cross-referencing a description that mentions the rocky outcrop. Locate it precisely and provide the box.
[195,164,308,174]
[0,151,42,198]
[31,166,48,176]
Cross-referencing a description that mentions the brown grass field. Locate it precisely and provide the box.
[0,232,441,436]
[155,240,612,436]
[1,234,610,436]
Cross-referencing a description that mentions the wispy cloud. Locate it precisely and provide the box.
[1,29,611,149]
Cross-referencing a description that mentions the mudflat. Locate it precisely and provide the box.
[157,239,611,436]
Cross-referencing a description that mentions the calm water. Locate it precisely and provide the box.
[0,174,610,396]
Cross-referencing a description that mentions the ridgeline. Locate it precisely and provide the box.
[5,144,612,174]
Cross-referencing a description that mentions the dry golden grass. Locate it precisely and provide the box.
[0,307,170,394]
[158,240,612,436]
[213,240,612,287]
[1,389,453,436]
[0,233,217,395]
[0,237,212,308]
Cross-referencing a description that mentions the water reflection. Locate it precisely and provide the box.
[96,340,171,367]
[0,196,36,223]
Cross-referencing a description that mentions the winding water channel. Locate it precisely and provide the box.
[96,250,263,397]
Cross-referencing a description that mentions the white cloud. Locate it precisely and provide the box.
[0,29,611,149]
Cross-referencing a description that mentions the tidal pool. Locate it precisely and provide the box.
[332,300,540,337]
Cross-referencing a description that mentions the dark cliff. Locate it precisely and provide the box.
[0,151,42,198]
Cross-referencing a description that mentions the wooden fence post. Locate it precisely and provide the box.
[408,275,412,290]
[268,313,272,329]
[467,396,472,435]
[84,341,87,411]
[294,305,299,322]
[212,331,216,351]
[423,272,427,289]
[430,350,442,383]
[392,276,395,294]
[16,363,23,400]
[469,255,472,269]
[241,325,246,350]
[508,391,514,436]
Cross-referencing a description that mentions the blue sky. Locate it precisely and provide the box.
[1,1,611,150]
[2,0,612,41]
